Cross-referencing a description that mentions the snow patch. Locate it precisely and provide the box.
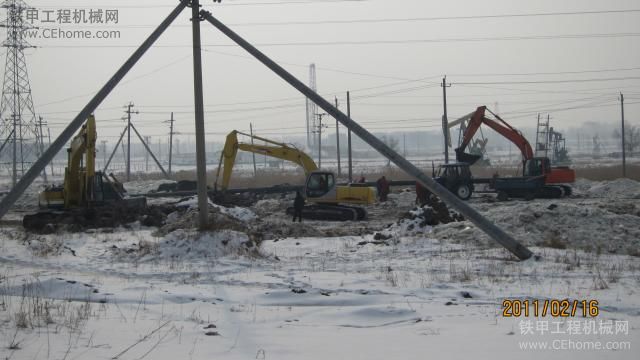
[176,195,256,222]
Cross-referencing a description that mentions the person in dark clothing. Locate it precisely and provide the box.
[293,190,305,222]
[376,176,390,202]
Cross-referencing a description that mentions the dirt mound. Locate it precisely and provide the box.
[253,220,324,239]
[389,195,464,236]
[159,206,252,235]
[573,178,640,199]
[22,203,172,234]
[433,199,640,255]
[253,199,288,216]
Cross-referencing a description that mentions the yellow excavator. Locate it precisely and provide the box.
[24,115,145,231]
[215,130,375,221]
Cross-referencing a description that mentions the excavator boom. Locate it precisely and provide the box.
[455,106,534,165]
[215,130,317,190]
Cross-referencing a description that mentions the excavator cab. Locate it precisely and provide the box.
[523,157,551,177]
[306,172,334,198]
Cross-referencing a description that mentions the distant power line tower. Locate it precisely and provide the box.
[0,0,42,186]
[305,63,317,147]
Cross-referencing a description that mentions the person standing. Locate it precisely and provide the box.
[376,176,390,202]
[293,190,305,222]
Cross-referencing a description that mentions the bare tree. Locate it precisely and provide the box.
[613,124,640,153]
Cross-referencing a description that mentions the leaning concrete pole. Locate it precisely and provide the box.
[201,11,533,260]
[0,1,188,220]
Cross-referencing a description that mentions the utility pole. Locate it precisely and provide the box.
[37,116,47,183]
[403,133,407,157]
[250,123,257,176]
[315,113,327,168]
[101,140,107,168]
[167,112,175,176]
[334,96,341,176]
[347,91,353,183]
[145,136,150,171]
[441,76,451,163]
[620,92,626,178]
[124,102,138,181]
[191,0,209,230]
[47,127,53,176]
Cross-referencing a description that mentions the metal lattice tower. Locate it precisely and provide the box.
[305,63,317,147]
[0,0,41,186]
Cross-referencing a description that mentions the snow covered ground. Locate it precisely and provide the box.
[0,178,638,359]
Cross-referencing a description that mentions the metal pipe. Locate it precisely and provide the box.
[0,1,188,220]
[200,11,533,260]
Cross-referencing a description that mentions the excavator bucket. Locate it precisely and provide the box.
[455,148,481,165]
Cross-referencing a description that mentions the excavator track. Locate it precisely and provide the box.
[286,204,367,221]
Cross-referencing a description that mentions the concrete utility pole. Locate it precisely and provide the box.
[403,133,406,157]
[441,76,451,164]
[335,96,341,176]
[620,92,626,178]
[37,116,47,183]
[47,127,53,176]
[191,0,209,230]
[250,123,257,176]
[167,112,175,176]
[315,113,327,168]
[347,91,353,183]
[145,136,150,171]
[101,140,107,167]
[124,102,138,181]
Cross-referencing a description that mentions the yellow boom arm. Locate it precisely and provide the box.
[215,130,318,191]
[64,115,96,207]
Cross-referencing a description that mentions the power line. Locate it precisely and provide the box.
[449,66,640,77]
[37,32,640,48]
[226,8,640,26]
[454,76,640,85]
[39,8,640,28]
[32,0,368,9]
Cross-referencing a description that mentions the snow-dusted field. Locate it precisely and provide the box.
[0,178,639,359]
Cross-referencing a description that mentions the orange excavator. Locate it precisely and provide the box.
[455,106,575,199]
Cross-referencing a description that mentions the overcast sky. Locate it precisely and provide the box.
[16,0,640,147]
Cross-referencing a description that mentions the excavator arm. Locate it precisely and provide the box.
[455,106,534,165]
[64,115,96,207]
[215,130,318,191]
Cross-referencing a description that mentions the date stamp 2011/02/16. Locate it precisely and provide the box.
[502,299,599,318]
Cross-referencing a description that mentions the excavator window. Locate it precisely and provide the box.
[306,173,334,197]
[524,158,550,177]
